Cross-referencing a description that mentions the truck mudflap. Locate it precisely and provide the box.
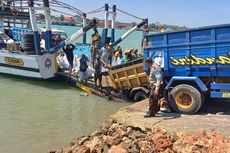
[210,83,230,98]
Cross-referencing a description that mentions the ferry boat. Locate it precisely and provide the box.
[0,0,55,79]
[0,0,95,79]
[0,0,147,81]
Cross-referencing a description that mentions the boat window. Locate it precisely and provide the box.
[61,33,68,39]
[0,33,10,41]
[52,33,67,40]
[41,32,45,39]
[0,37,5,44]
[40,32,67,40]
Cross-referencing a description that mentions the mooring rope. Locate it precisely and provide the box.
[116,8,143,20]
[86,6,105,15]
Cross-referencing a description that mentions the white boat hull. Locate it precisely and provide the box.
[0,51,56,79]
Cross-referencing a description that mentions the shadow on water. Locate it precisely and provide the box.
[0,74,75,90]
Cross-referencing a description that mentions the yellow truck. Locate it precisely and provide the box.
[109,57,150,101]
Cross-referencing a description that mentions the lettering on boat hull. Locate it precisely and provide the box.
[4,57,24,66]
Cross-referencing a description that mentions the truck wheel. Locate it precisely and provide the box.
[133,91,148,102]
[169,84,203,114]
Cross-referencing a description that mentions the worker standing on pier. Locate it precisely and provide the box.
[94,55,103,90]
[144,57,162,117]
[91,33,101,67]
[63,44,75,78]
[79,54,89,84]
[100,43,109,65]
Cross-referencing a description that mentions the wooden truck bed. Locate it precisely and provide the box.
[109,58,149,90]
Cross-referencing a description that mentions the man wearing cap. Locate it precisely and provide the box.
[144,57,163,117]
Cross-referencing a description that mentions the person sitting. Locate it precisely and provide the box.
[79,54,89,84]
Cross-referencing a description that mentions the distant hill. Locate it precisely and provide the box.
[149,23,189,32]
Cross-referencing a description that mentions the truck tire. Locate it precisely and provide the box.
[169,84,203,114]
[133,91,148,102]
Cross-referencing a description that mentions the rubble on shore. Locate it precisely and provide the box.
[50,99,230,153]
[50,117,230,153]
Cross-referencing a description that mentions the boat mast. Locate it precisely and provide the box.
[111,5,116,43]
[101,3,109,46]
[82,13,87,44]
[28,0,41,55]
[43,0,52,50]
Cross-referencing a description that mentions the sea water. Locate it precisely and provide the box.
[0,25,142,153]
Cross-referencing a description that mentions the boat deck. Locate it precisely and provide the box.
[57,71,122,100]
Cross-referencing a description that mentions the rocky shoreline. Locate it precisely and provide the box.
[50,99,230,153]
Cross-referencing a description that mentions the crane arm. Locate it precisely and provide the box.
[112,18,148,46]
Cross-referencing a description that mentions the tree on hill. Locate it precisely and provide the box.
[60,15,64,22]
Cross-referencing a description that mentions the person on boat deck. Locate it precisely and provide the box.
[94,55,104,90]
[124,49,133,62]
[107,42,114,66]
[114,46,122,64]
[131,48,139,59]
[144,57,163,118]
[116,50,125,65]
[62,44,75,77]
[91,33,101,67]
[53,34,62,46]
[79,54,89,84]
[100,43,109,65]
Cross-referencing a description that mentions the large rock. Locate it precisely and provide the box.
[149,127,173,152]
[173,131,230,153]
[79,136,90,145]
[85,137,103,152]
[76,145,91,153]
[108,145,128,153]
[128,130,146,140]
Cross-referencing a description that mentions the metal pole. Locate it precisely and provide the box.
[82,13,87,44]
[111,5,116,43]
[28,0,41,55]
[112,19,148,46]
[101,3,109,46]
[43,0,52,50]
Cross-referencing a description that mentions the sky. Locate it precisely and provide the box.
[58,0,230,28]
